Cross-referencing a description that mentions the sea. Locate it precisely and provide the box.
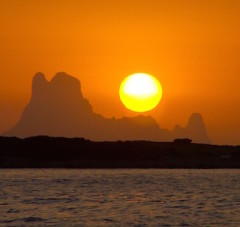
[0,169,240,226]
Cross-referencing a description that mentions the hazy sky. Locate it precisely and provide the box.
[1,0,240,144]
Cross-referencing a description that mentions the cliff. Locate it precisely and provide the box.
[5,72,210,143]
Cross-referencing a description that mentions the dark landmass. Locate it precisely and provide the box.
[0,136,239,168]
[4,72,210,144]
[173,138,192,143]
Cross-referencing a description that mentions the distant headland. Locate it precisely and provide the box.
[3,72,210,144]
[0,136,239,168]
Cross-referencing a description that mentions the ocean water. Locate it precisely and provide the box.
[0,169,240,226]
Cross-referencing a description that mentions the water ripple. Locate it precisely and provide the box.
[0,169,240,226]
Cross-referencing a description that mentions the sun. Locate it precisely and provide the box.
[119,73,162,112]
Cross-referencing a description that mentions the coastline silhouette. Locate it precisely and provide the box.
[0,136,239,168]
[4,72,210,143]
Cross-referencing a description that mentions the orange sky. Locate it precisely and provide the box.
[1,0,240,144]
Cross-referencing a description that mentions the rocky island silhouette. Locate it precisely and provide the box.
[4,72,210,143]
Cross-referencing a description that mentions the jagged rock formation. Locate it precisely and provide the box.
[5,72,210,143]
[172,113,210,144]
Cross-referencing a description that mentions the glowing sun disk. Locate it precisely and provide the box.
[119,73,162,112]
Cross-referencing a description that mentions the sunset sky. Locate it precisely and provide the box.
[1,0,240,145]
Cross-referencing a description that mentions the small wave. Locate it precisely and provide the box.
[6,208,19,213]
[104,218,115,222]
[150,200,166,204]
[23,217,45,222]
[0,217,44,224]
[59,207,76,212]
[22,197,76,205]
[0,219,19,224]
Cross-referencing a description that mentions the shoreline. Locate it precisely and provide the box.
[1,136,240,169]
